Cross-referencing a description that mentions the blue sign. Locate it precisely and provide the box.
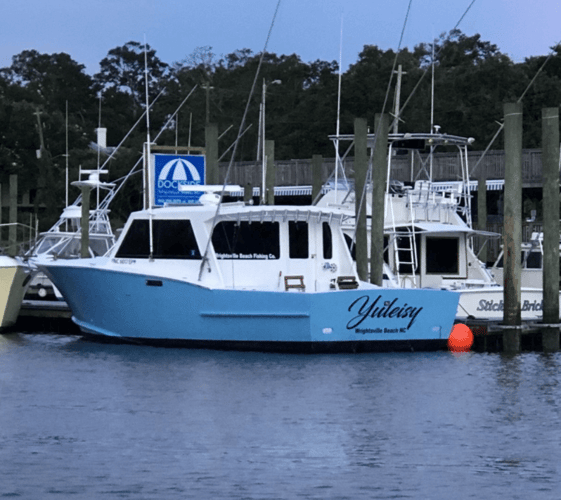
[153,154,206,205]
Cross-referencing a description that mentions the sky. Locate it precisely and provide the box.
[0,0,560,74]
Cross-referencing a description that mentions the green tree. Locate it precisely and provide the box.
[94,41,169,112]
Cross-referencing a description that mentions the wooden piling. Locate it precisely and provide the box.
[205,123,219,185]
[265,140,275,205]
[503,102,523,353]
[312,154,323,202]
[370,113,389,286]
[541,107,560,352]
[8,175,17,257]
[477,172,487,265]
[244,182,253,204]
[354,118,368,281]
[80,186,91,259]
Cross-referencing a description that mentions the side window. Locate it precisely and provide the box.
[426,237,459,274]
[322,222,332,259]
[115,220,201,259]
[115,220,150,258]
[212,221,280,259]
[153,220,201,259]
[344,234,356,260]
[525,251,542,269]
[289,221,308,259]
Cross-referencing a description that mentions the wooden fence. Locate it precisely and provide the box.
[220,149,550,265]
[219,149,546,188]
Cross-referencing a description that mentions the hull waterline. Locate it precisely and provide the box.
[41,262,459,352]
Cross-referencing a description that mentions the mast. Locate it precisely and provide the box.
[334,16,343,204]
[65,101,69,210]
[144,38,154,259]
[392,65,406,135]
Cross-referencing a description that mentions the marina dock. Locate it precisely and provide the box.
[15,300,79,334]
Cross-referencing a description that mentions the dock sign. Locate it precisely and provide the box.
[153,154,205,205]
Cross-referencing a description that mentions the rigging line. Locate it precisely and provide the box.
[65,90,165,215]
[517,39,561,103]
[99,89,164,171]
[218,124,253,162]
[470,38,561,175]
[352,0,413,245]
[198,0,283,281]
[333,15,345,204]
[451,0,477,31]
[390,0,478,130]
[98,85,198,211]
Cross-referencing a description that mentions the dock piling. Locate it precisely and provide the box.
[8,175,17,257]
[205,123,219,185]
[244,182,253,204]
[370,113,389,286]
[312,154,323,202]
[477,171,487,265]
[354,118,368,281]
[265,140,275,205]
[541,107,560,352]
[503,102,523,353]
[80,185,91,259]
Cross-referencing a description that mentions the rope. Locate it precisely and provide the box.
[470,38,561,175]
[198,0,283,281]
[390,0,478,131]
[351,0,413,249]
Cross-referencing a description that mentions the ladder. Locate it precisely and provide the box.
[387,191,418,287]
[394,227,418,287]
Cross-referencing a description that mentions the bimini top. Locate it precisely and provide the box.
[329,131,475,150]
[132,199,350,226]
[394,222,500,237]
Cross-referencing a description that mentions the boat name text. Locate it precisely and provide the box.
[347,295,423,330]
[476,299,543,312]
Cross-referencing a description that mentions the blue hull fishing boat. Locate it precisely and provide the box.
[38,193,459,352]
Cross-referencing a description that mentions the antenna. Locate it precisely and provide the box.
[96,93,102,210]
[334,15,344,204]
[430,39,435,133]
[144,36,154,259]
[65,101,69,210]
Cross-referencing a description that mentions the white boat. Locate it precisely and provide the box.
[317,130,555,322]
[36,185,460,352]
[24,171,116,301]
[490,231,558,289]
[0,255,29,328]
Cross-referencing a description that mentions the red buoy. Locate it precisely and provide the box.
[448,323,474,352]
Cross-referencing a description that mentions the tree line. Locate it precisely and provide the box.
[1,29,560,229]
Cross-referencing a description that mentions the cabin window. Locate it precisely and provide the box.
[344,234,356,260]
[212,221,280,259]
[322,222,332,259]
[496,251,529,268]
[115,219,201,259]
[289,221,308,259]
[525,251,541,269]
[426,237,459,274]
[90,238,111,257]
[343,234,389,264]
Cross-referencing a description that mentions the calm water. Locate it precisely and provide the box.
[1,332,560,499]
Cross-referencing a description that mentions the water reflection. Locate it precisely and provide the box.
[2,335,561,498]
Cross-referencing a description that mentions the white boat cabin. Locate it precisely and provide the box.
[490,232,561,288]
[318,181,498,290]
[109,201,360,293]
